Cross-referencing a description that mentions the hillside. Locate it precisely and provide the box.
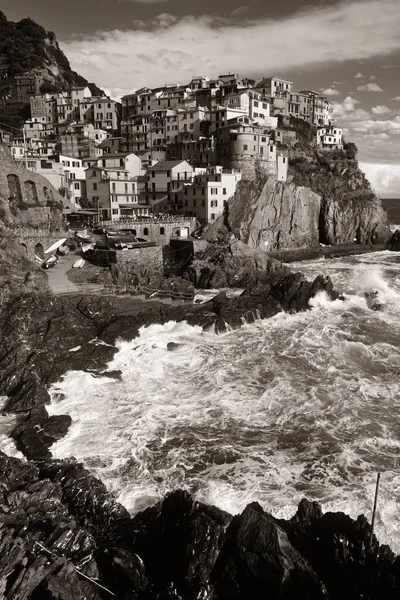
[0,11,102,95]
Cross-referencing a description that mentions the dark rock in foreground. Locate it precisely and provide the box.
[387,229,400,251]
[0,452,399,599]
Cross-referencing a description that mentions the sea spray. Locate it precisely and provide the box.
[46,251,400,552]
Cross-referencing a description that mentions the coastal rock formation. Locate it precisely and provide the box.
[205,120,390,251]
[205,178,321,251]
[184,239,291,288]
[387,230,400,251]
[1,457,399,599]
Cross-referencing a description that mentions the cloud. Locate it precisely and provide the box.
[354,72,364,78]
[61,0,400,93]
[321,87,340,96]
[332,96,361,117]
[371,105,392,115]
[357,82,384,91]
[391,96,400,101]
[360,163,400,197]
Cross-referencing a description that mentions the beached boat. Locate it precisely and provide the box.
[72,258,85,269]
[42,255,59,269]
[44,238,67,254]
[81,243,95,253]
[76,231,94,242]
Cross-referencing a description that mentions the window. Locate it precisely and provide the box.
[112,183,116,192]
[254,101,259,107]
[92,170,96,176]
[74,182,80,190]
[283,157,286,163]
[211,213,216,220]
[93,183,97,191]
[223,188,227,195]
[144,227,149,236]
[210,188,218,195]
[243,145,248,151]
[193,199,197,207]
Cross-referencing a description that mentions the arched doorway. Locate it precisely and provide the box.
[35,242,44,260]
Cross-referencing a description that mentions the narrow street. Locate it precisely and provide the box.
[44,251,80,294]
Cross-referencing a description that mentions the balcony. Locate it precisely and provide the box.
[170,174,194,182]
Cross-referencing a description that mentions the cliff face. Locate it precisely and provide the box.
[207,121,390,250]
[0,11,102,95]
[289,121,390,245]
[206,177,321,251]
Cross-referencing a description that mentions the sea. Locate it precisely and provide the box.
[1,198,400,551]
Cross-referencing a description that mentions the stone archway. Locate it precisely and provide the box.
[7,174,22,201]
[24,180,38,204]
[35,242,44,260]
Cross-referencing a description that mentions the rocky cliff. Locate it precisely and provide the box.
[2,459,399,600]
[206,120,390,250]
[0,11,102,95]
[206,178,321,251]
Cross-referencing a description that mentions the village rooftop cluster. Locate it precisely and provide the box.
[1,72,343,224]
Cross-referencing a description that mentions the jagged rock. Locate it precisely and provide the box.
[212,502,326,599]
[132,490,231,597]
[205,176,321,251]
[184,239,290,289]
[387,229,400,251]
[167,342,183,351]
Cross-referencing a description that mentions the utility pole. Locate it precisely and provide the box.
[370,472,381,546]
[22,126,28,169]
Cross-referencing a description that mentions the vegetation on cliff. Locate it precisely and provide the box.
[207,118,390,249]
[0,11,103,110]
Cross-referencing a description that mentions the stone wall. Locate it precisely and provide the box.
[116,245,163,273]
[14,227,68,259]
[99,218,198,245]
[229,157,277,180]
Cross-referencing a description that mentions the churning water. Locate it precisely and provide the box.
[44,251,400,551]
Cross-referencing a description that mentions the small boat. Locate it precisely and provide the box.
[42,255,59,269]
[58,245,70,255]
[44,238,67,254]
[72,258,85,269]
[81,243,95,253]
[76,231,94,242]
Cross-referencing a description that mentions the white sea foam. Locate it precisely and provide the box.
[48,252,400,552]
[0,397,24,459]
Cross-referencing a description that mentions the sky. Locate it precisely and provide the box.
[3,0,400,197]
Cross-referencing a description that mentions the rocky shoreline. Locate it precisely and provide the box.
[1,262,400,598]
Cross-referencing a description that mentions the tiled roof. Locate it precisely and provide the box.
[150,160,187,171]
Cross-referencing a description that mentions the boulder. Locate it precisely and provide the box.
[212,502,326,599]
[387,229,400,251]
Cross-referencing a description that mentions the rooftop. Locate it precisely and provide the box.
[150,160,189,171]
